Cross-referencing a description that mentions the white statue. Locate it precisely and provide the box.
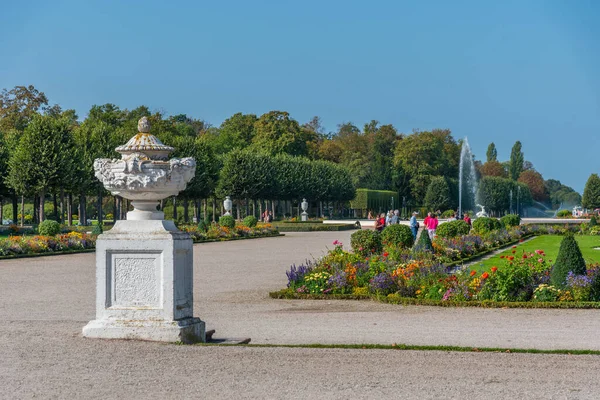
[475,204,488,218]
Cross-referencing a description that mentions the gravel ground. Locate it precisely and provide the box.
[1,231,600,399]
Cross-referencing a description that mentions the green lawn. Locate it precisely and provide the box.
[472,235,600,272]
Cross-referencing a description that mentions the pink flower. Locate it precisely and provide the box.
[538,258,543,263]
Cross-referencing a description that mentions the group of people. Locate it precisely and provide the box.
[261,210,273,223]
[374,210,400,232]
[370,209,473,241]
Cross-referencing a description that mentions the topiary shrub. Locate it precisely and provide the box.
[219,215,235,229]
[472,217,502,234]
[243,215,258,228]
[381,224,414,248]
[500,214,521,228]
[551,234,586,287]
[436,220,470,238]
[556,209,572,218]
[350,229,382,257]
[413,229,433,253]
[589,215,597,227]
[38,220,61,236]
[91,224,103,235]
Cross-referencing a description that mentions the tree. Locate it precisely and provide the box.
[545,179,581,208]
[480,161,507,178]
[582,173,600,210]
[6,114,76,221]
[424,176,451,211]
[0,85,48,132]
[251,111,307,156]
[393,129,460,204]
[508,141,524,180]
[518,170,548,202]
[486,142,497,162]
[209,112,257,154]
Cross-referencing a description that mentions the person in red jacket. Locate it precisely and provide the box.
[464,212,472,227]
[375,213,386,232]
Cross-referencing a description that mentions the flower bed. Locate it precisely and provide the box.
[0,231,96,258]
[275,226,600,306]
[179,222,280,242]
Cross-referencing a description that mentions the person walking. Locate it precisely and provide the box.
[367,210,374,220]
[427,212,439,240]
[409,211,419,239]
[390,210,399,225]
[375,213,386,232]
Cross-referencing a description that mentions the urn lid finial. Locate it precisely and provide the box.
[115,117,174,160]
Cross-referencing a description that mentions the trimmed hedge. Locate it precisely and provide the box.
[276,224,357,232]
[436,220,470,238]
[269,289,600,309]
[551,234,587,287]
[219,215,235,229]
[350,188,399,210]
[350,229,382,256]
[243,215,258,228]
[472,217,502,234]
[381,224,414,248]
[500,214,521,228]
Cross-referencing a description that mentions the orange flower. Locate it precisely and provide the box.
[470,270,476,277]
[508,256,514,261]
[481,272,489,279]
[491,266,498,273]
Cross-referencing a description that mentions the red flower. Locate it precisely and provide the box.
[512,246,517,249]
[500,255,505,259]
[519,239,524,243]
[512,250,516,254]
[470,270,476,277]
[481,272,489,279]
[383,252,389,257]
[491,266,498,273]
[508,256,515,261]
[522,254,528,259]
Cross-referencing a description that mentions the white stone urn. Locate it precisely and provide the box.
[301,198,308,221]
[83,117,205,344]
[223,196,233,216]
[93,117,196,220]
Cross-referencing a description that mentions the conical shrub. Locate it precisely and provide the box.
[413,229,433,253]
[589,215,597,227]
[551,234,586,287]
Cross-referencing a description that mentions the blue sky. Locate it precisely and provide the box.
[1,0,598,192]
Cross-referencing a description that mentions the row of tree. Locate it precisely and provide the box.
[0,84,584,224]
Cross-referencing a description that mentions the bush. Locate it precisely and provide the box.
[589,215,597,227]
[556,209,572,218]
[472,217,502,234]
[551,234,586,287]
[441,210,456,218]
[198,219,209,232]
[219,215,235,229]
[91,224,103,235]
[500,214,521,228]
[243,215,258,228]
[38,220,61,236]
[413,229,433,253]
[380,224,414,248]
[8,224,19,235]
[350,229,382,256]
[436,220,470,238]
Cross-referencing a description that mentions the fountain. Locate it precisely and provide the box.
[458,137,478,218]
[82,117,205,343]
[475,204,488,218]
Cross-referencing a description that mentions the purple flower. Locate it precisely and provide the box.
[369,273,397,294]
[286,261,314,287]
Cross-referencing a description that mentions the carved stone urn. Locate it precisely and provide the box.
[301,198,308,221]
[93,117,196,220]
[83,117,205,343]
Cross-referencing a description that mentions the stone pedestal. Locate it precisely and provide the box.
[82,219,205,343]
[301,212,308,221]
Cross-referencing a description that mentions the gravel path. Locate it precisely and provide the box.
[1,231,600,398]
